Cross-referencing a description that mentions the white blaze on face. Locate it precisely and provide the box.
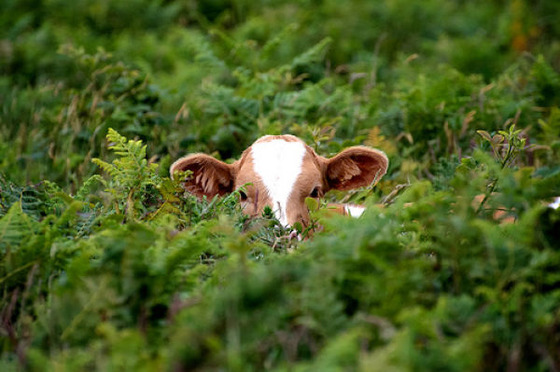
[251,139,306,226]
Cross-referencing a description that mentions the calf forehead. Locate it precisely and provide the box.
[247,137,320,224]
[246,135,321,183]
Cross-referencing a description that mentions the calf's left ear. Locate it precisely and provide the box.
[325,146,388,191]
[170,154,236,199]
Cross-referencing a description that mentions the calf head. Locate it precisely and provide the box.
[170,135,388,226]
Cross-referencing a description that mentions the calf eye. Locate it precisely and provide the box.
[239,190,248,201]
[310,187,321,198]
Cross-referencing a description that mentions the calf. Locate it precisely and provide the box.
[170,135,389,226]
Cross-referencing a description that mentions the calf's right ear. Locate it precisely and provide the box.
[325,146,388,191]
[170,154,236,199]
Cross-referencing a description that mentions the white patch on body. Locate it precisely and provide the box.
[251,139,306,226]
[345,205,366,218]
[549,196,560,210]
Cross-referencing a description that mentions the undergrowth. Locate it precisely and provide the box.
[1,126,559,371]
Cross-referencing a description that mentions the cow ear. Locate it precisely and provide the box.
[170,154,236,199]
[325,147,388,191]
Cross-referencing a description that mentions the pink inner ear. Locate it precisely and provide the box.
[326,147,388,191]
[170,154,235,199]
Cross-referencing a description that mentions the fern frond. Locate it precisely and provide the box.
[106,128,147,161]
[261,23,299,60]
[290,37,332,68]
[92,158,120,179]
[0,202,37,253]
[75,175,105,201]
[92,128,161,219]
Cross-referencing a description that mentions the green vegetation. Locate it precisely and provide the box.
[2,0,560,370]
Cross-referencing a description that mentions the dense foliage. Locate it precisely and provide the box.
[2,0,560,370]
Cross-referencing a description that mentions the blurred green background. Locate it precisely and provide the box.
[2,0,560,190]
